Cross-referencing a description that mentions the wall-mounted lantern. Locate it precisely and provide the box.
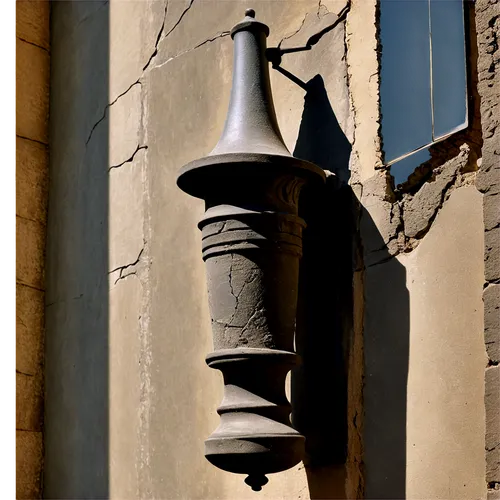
[177,9,325,491]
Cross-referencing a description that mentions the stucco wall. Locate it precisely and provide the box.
[347,0,488,498]
[46,1,352,498]
[45,0,493,499]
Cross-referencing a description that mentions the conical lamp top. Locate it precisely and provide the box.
[177,9,325,199]
[210,9,290,157]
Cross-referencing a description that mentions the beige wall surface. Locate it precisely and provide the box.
[45,0,492,499]
[46,1,352,498]
[404,187,485,499]
[348,0,488,498]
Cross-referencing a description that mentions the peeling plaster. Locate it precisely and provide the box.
[361,144,479,267]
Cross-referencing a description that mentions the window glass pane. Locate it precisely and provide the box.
[380,0,433,163]
[390,147,431,186]
[430,0,468,139]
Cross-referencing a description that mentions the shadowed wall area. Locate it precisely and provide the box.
[361,222,409,499]
[293,74,353,499]
[44,2,110,497]
[292,74,409,500]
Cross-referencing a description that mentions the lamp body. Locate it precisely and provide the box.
[177,9,325,490]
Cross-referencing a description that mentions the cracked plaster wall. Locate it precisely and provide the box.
[46,1,353,499]
[347,0,490,499]
[45,0,494,498]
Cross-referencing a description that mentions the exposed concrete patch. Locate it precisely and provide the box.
[360,172,401,267]
[476,161,500,195]
[359,144,481,268]
[403,146,471,239]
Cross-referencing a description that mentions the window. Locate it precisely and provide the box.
[379,0,468,185]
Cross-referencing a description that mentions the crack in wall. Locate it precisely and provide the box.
[142,0,169,71]
[45,294,84,309]
[227,254,238,327]
[86,0,197,147]
[109,247,144,282]
[221,256,260,332]
[87,30,226,150]
[86,81,142,145]
[278,1,349,49]
[150,31,230,72]
[278,14,308,49]
[145,0,196,70]
[108,145,148,172]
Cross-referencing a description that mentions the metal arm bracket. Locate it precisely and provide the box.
[266,6,349,90]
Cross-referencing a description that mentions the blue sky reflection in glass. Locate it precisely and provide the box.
[380,0,467,170]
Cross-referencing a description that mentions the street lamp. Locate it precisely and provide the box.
[177,8,325,491]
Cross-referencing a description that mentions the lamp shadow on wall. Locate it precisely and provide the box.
[292,74,410,500]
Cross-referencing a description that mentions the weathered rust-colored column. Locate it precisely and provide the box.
[177,8,324,491]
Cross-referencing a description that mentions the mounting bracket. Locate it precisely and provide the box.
[266,9,347,90]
